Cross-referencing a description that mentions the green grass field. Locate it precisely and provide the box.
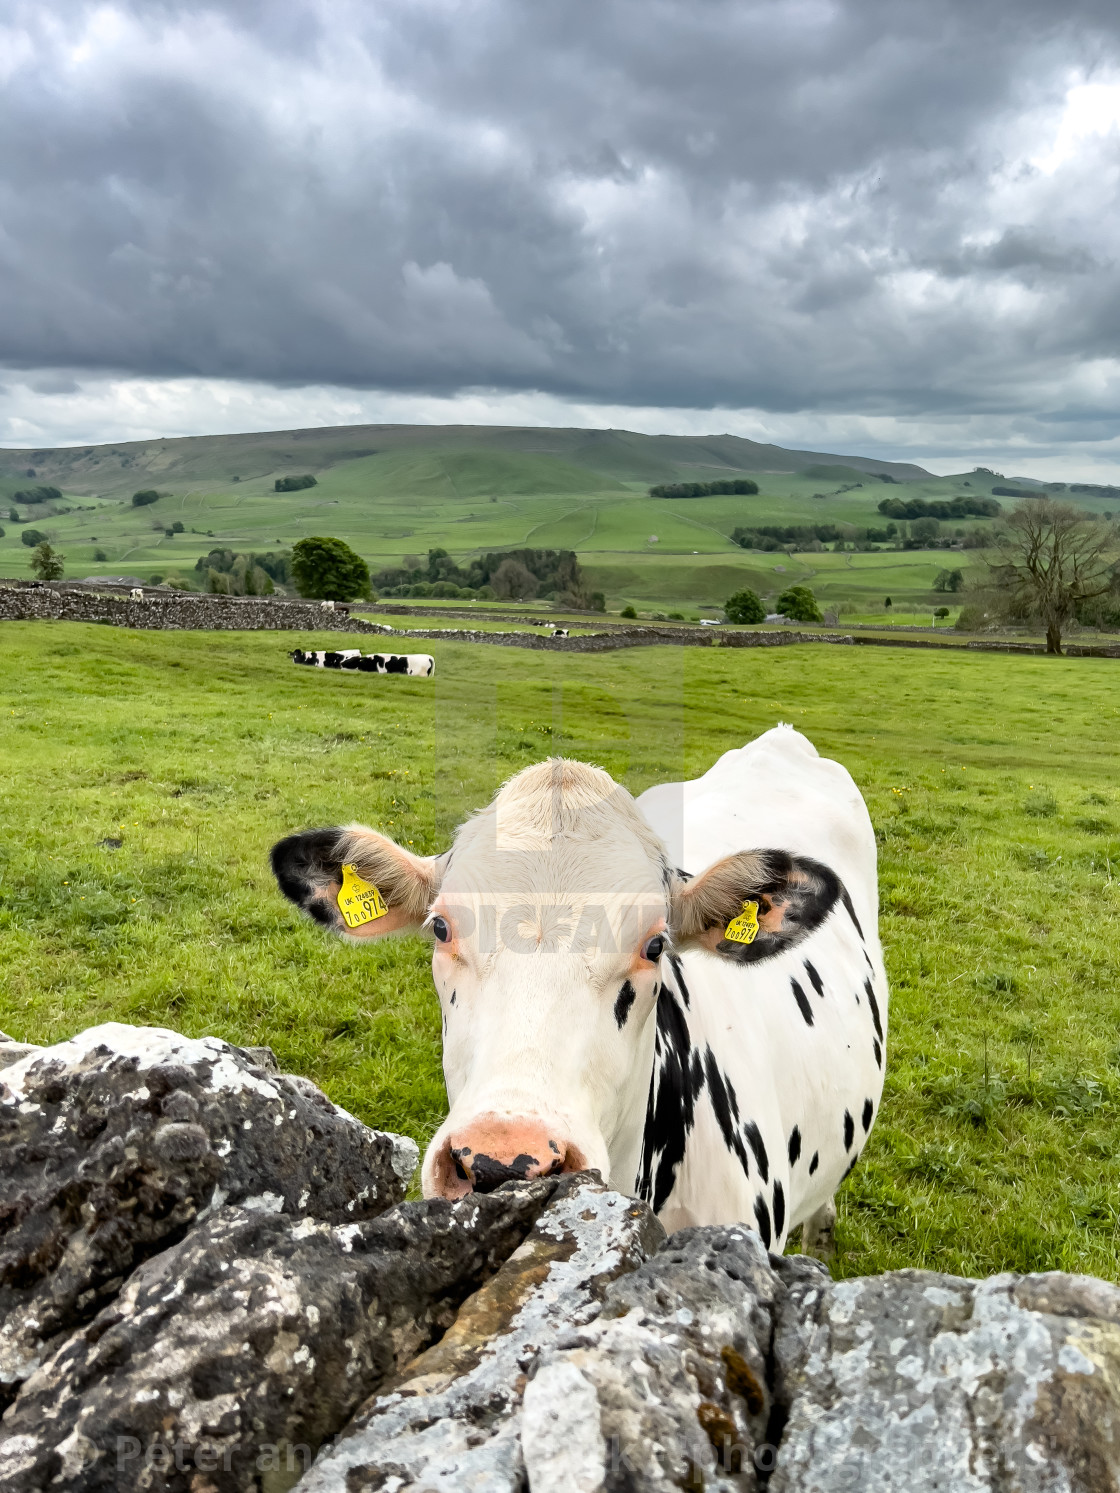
[3,421,1094,612]
[3,621,1120,1281]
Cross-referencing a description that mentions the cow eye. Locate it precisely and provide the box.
[642,934,666,962]
[431,916,451,943]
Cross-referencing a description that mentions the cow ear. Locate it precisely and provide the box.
[270,825,444,940]
[669,850,843,964]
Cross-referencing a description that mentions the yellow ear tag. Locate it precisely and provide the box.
[724,900,760,946]
[337,863,388,929]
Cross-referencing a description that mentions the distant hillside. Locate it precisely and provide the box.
[0,422,931,497]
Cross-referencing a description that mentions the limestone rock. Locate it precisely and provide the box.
[463,1225,820,1493]
[769,1267,1120,1493]
[0,1185,559,1492]
[297,1174,666,1493]
[0,1022,417,1402]
[0,1032,40,1071]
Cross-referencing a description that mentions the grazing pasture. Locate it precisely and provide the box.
[0,421,1072,612]
[2,621,1119,1281]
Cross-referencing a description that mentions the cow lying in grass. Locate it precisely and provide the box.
[290,649,435,676]
[270,725,886,1252]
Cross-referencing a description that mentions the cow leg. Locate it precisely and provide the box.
[800,1196,837,1262]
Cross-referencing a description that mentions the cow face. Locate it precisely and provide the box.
[270,758,839,1201]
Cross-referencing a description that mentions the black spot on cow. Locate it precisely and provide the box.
[873,1038,882,1069]
[843,1109,854,1151]
[772,1179,786,1240]
[753,1194,772,1249]
[340,654,361,669]
[638,972,705,1214]
[743,1120,768,1184]
[702,1048,753,1183]
[803,959,824,997]
[385,654,408,674]
[449,991,457,1006]
[357,655,379,671]
[790,977,814,1027]
[324,652,344,669]
[865,979,883,1043]
[843,1154,859,1181]
[788,1125,802,1166]
[667,952,691,1009]
[841,886,864,940]
[862,1097,874,1132]
[614,980,637,1029]
[809,1151,819,1175]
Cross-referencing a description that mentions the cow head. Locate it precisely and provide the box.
[270,758,838,1200]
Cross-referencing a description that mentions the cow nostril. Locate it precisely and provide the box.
[452,1155,470,1182]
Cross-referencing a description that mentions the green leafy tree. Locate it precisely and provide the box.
[132,489,160,506]
[21,528,47,547]
[275,474,318,492]
[724,588,766,624]
[775,585,823,623]
[30,540,64,580]
[620,604,637,619]
[290,536,371,601]
[934,568,965,593]
[933,606,950,623]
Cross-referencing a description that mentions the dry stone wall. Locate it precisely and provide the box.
[5,1022,1120,1491]
[3,582,1118,657]
[0,585,393,634]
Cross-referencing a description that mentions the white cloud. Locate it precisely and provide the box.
[6,369,1120,482]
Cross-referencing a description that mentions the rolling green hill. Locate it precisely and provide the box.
[0,421,1086,611]
[0,422,931,498]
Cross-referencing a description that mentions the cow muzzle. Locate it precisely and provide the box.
[423,1114,587,1199]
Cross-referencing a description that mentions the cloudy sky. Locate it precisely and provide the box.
[3,0,1120,476]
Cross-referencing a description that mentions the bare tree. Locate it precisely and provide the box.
[987,499,1119,654]
[490,558,538,600]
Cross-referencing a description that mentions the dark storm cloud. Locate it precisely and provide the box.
[2,0,1120,416]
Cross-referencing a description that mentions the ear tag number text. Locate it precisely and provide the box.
[724,900,760,946]
[338,864,388,929]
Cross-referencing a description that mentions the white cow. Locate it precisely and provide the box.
[270,726,886,1250]
[128,588,144,601]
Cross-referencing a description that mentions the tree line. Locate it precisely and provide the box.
[731,522,899,551]
[194,548,290,596]
[371,547,602,607]
[648,479,759,499]
[12,485,62,504]
[877,495,1002,520]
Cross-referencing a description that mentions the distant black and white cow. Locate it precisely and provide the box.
[549,626,569,638]
[289,649,435,676]
[270,725,886,1251]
